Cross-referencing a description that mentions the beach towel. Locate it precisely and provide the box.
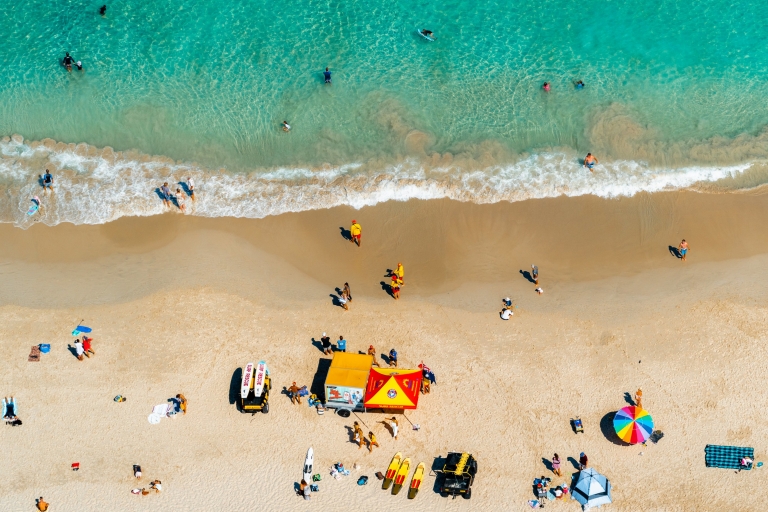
[28,346,40,362]
[153,404,171,417]
[705,444,754,470]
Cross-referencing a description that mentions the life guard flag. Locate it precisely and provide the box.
[364,368,421,409]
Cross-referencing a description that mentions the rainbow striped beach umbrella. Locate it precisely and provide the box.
[613,406,654,444]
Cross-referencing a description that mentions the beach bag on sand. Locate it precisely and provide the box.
[357,476,368,486]
[310,484,319,492]
[312,474,321,482]
[375,472,384,480]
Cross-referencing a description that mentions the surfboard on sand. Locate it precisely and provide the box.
[392,457,411,495]
[303,447,314,484]
[241,362,254,399]
[408,462,426,499]
[253,361,268,397]
[382,452,403,490]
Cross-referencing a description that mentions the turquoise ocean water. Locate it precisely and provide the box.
[2,0,768,225]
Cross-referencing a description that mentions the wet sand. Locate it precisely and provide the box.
[1,191,768,511]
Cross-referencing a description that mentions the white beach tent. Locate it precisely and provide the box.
[572,468,612,509]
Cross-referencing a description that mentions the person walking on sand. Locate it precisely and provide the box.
[353,425,365,449]
[583,152,598,171]
[551,453,562,476]
[187,177,196,200]
[579,452,588,470]
[368,345,380,366]
[175,188,186,213]
[74,338,85,361]
[338,290,349,311]
[393,262,404,280]
[387,416,399,439]
[160,182,171,207]
[635,388,643,409]
[42,170,54,193]
[288,382,301,404]
[350,220,361,247]
[82,335,95,358]
[531,264,539,285]
[343,282,352,301]
[321,333,332,355]
[390,274,401,300]
[36,497,49,511]
[368,431,379,452]
[388,348,398,367]
[678,239,689,262]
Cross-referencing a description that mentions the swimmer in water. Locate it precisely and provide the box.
[282,120,291,132]
[75,61,83,71]
[542,82,551,92]
[323,67,332,83]
[583,152,598,171]
[99,5,107,16]
[62,52,74,72]
[421,29,434,38]
[575,80,585,89]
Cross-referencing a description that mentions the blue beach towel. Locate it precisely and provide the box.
[705,445,754,470]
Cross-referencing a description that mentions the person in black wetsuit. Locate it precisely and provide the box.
[323,67,331,83]
[63,52,74,72]
[99,5,107,16]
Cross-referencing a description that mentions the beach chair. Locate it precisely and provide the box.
[571,417,584,434]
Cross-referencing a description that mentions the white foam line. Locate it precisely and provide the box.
[0,137,756,228]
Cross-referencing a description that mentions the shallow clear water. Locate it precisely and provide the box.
[2,0,768,225]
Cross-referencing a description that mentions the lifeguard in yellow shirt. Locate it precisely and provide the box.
[350,220,362,247]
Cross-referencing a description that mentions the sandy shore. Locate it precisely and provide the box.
[1,191,768,511]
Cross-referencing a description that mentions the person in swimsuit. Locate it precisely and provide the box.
[343,282,352,301]
[323,67,332,83]
[187,177,196,200]
[678,239,689,261]
[542,82,551,92]
[175,188,186,212]
[583,153,598,171]
[282,120,291,132]
[63,52,75,72]
[160,182,171,207]
[552,453,562,476]
[421,29,434,38]
[75,61,83,71]
[368,345,380,366]
[42,170,54,192]
[575,80,585,89]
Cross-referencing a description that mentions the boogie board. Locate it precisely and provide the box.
[303,447,314,484]
[417,29,435,41]
[408,462,425,499]
[26,203,39,216]
[253,361,268,398]
[241,362,254,399]
[382,452,403,490]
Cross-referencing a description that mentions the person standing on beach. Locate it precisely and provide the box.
[321,333,332,355]
[388,348,398,367]
[368,431,379,452]
[551,454,562,476]
[343,282,352,301]
[678,239,689,262]
[350,220,361,247]
[338,290,349,311]
[160,182,171,208]
[337,336,347,352]
[387,416,399,440]
[531,265,539,285]
[36,497,49,511]
[583,153,598,171]
[390,274,401,300]
[579,452,588,470]
[635,388,643,408]
[288,382,301,404]
[187,177,196,201]
[368,345,380,366]
[393,263,404,281]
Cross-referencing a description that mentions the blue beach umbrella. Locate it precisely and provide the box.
[572,468,612,508]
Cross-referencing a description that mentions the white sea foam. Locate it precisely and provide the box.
[0,136,758,228]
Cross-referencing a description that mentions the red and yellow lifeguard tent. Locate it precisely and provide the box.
[364,367,421,410]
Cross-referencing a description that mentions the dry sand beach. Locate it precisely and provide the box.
[2,192,768,511]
